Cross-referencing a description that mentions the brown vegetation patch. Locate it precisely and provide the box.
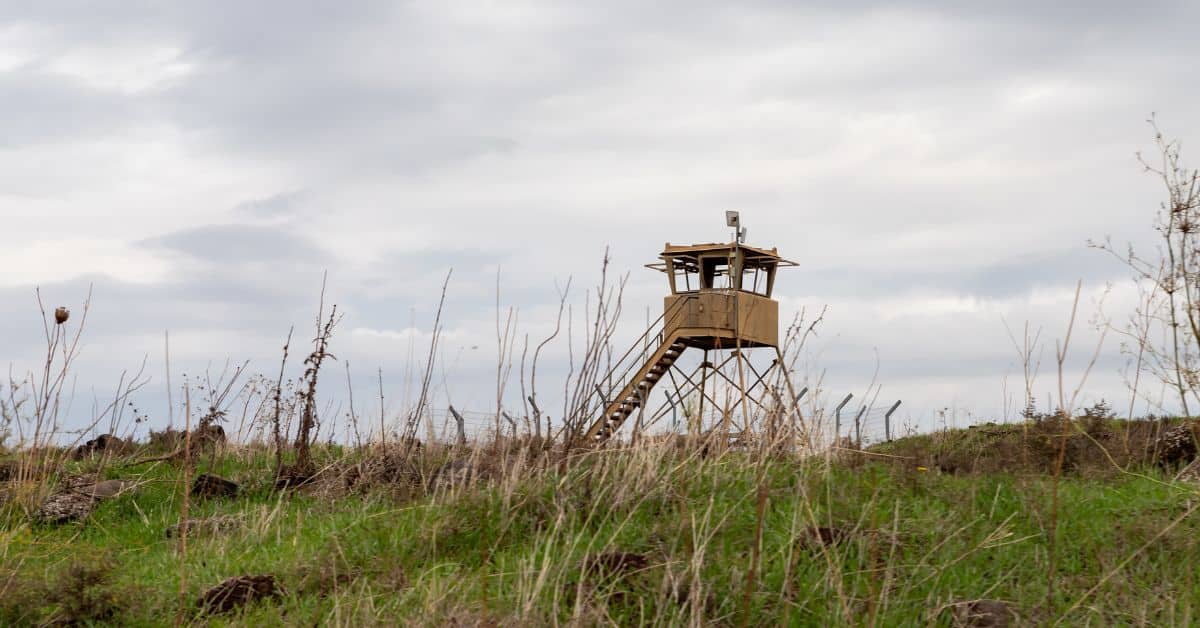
[296,563,361,598]
[432,459,485,488]
[445,612,504,627]
[5,556,143,627]
[293,550,409,599]
[341,451,420,490]
[147,422,226,454]
[950,599,1015,627]
[797,526,851,551]
[0,459,16,481]
[881,416,1199,477]
[46,561,122,625]
[583,551,650,578]
[165,515,242,539]
[567,551,657,611]
[274,464,316,490]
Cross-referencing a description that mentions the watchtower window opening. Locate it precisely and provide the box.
[739,262,775,297]
[667,258,700,295]
[701,256,734,290]
[670,261,698,293]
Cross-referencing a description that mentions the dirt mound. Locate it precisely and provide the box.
[191,474,239,499]
[147,423,226,454]
[73,434,132,459]
[197,575,282,615]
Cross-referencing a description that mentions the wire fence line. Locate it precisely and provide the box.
[415,397,904,448]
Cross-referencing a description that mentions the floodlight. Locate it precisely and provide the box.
[725,210,740,228]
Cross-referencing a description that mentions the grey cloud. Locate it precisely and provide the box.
[233,191,308,219]
[139,224,328,265]
[0,71,138,149]
[788,246,1119,300]
[6,0,1197,178]
[2,0,1198,429]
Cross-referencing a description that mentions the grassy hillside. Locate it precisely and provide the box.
[2,433,1198,626]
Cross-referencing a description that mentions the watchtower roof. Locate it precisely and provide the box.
[647,241,797,272]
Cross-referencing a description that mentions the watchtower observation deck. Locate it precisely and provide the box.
[648,241,796,350]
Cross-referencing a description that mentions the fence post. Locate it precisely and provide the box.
[854,406,867,447]
[448,405,467,446]
[834,394,853,444]
[884,400,902,442]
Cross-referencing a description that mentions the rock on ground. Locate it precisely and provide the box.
[1177,458,1200,483]
[34,477,135,524]
[34,490,96,524]
[1155,423,1198,468]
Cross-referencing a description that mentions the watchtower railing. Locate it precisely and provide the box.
[569,294,695,437]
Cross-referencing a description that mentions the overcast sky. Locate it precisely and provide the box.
[2,1,1198,441]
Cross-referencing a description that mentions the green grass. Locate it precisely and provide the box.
[1,444,1198,626]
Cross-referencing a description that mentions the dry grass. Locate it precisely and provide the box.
[1,430,1198,625]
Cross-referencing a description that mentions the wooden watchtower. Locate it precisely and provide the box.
[582,228,800,443]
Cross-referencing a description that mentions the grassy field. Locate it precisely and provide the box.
[2,427,1198,626]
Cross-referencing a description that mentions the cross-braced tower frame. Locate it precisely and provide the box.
[580,239,804,444]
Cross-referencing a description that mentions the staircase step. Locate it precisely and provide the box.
[588,339,689,442]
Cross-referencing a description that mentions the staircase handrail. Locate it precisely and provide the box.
[578,294,695,420]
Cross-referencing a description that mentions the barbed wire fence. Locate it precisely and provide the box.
[414,394,904,450]
[829,395,904,447]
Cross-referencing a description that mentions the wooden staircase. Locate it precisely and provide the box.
[585,336,688,442]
